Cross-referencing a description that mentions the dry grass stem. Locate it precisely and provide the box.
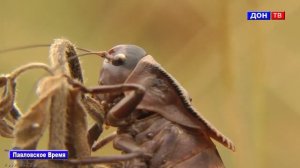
[1,39,109,168]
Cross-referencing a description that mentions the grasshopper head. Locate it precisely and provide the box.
[99,45,146,85]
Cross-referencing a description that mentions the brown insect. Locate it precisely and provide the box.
[67,44,235,167]
[0,40,235,168]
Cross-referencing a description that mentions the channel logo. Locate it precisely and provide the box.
[247,11,285,20]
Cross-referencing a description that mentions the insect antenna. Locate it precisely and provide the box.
[0,42,106,85]
[0,44,94,55]
[0,44,50,54]
[50,51,108,75]
[91,51,127,65]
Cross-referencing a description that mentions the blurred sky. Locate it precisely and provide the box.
[0,0,299,167]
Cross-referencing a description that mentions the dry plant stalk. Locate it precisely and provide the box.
[0,77,16,138]
[0,39,105,168]
[47,39,91,168]
[0,63,52,139]
[14,75,65,167]
[0,77,15,120]
[0,39,127,168]
[0,119,14,138]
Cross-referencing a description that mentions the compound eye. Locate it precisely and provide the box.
[115,53,126,61]
[112,53,127,66]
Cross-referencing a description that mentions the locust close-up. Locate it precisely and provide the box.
[0,39,235,168]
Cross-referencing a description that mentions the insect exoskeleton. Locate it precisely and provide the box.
[87,44,235,168]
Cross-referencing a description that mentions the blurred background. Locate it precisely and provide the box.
[0,0,299,167]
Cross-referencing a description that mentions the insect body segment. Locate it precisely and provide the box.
[90,45,235,167]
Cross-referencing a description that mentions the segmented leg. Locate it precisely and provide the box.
[67,78,145,126]
[65,78,147,165]
[92,131,117,151]
[87,123,103,148]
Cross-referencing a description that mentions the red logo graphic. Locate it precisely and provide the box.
[271,12,285,20]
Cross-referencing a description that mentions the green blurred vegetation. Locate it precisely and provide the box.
[0,0,299,167]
